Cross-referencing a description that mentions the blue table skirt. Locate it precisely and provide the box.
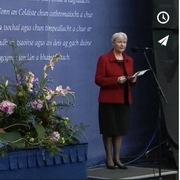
[0,143,88,179]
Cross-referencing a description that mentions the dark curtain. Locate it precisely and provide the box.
[152,0,178,166]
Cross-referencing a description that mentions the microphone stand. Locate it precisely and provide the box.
[143,51,168,179]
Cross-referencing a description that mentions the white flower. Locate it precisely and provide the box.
[43,64,48,71]
[5,80,8,87]
[50,131,60,142]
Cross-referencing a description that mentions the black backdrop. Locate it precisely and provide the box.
[152,0,178,166]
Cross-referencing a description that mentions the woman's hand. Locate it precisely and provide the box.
[130,76,137,83]
[117,76,127,84]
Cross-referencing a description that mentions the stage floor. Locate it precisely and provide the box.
[88,166,178,180]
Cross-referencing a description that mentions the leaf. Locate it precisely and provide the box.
[34,124,46,138]
[0,132,25,148]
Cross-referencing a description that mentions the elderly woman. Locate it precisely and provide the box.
[95,32,137,170]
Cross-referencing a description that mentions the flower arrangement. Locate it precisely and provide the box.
[0,42,87,156]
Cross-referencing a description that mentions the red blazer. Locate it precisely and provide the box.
[95,49,135,104]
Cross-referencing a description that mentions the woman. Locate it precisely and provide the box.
[95,32,137,170]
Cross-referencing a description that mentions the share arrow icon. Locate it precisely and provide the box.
[158,35,169,46]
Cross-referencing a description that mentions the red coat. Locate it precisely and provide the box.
[95,50,135,104]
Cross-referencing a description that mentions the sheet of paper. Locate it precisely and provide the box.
[131,69,151,78]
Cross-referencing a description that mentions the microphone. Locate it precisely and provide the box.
[131,46,151,52]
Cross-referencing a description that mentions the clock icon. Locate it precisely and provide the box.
[157,11,170,24]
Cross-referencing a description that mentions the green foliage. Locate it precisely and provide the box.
[0,42,87,156]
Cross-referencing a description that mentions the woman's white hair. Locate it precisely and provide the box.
[111,32,128,42]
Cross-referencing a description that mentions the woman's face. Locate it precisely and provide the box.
[112,38,127,53]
